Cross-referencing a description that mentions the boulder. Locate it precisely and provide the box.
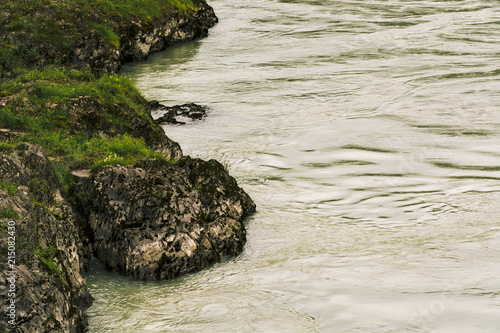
[84,156,255,280]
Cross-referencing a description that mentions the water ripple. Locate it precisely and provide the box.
[108,0,500,331]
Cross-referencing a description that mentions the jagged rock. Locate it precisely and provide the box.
[83,156,255,280]
[0,145,92,332]
[1,0,217,74]
[119,0,218,66]
[151,100,208,125]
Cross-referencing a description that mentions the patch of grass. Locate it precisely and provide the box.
[88,135,167,170]
[0,67,145,109]
[0,206,19,219]
[0,181,18,197]
[93,0,197,20]
[34,246,66,284]
[18,130,166,172]
[52,162,75,195]
[91,23,120,48]
[0,141,17,152]
[1,0,197,71]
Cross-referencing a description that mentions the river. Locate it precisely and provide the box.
[86,0,500,331]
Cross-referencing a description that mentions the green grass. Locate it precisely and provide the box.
[0,206,19,219]
[0,181,18,197]
[0,0,197,71]
[93,0,197,20]
[85,134,168,171]
[34,246,66,284]
[0,67,144,107]
[18,131,166,171]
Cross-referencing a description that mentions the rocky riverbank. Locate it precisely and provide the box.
[1,0,218,75]
[0,144,93,332]
[0,0,255,332]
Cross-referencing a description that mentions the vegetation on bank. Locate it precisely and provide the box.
[0,67,167,176]
[0,0,196,71]
[0,1,218,328]
[0,0,193,192]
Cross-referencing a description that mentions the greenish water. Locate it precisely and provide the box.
[86,0,500,331]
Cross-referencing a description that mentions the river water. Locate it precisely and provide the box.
[86,0,500,331]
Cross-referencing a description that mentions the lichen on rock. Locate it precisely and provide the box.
[82,156,255,280]
[0,144,92,332]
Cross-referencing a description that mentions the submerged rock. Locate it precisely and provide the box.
[151,100,208,125]
[84,156,255,280]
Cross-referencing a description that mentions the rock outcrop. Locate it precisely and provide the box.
[0,144,92,332]
[1,0,218,74]
[82,156,255,280]
[71,0,218,73]
[119,0,218,64]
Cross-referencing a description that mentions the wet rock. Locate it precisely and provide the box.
[83,156,255,280]
[151,101,208,125]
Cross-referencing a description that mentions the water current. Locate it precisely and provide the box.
[86,0,500,331]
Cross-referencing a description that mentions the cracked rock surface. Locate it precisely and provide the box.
[84,157,255,280]
[0,145,92,332]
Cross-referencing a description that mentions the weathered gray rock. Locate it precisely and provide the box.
[0,145,92,332]
[72,0,218,73]
[1,0,218,75]
[84,156,255,280]
[120,0,218,65]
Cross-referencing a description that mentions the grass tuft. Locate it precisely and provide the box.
[0,206,19,219]
[0,181,18,197]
